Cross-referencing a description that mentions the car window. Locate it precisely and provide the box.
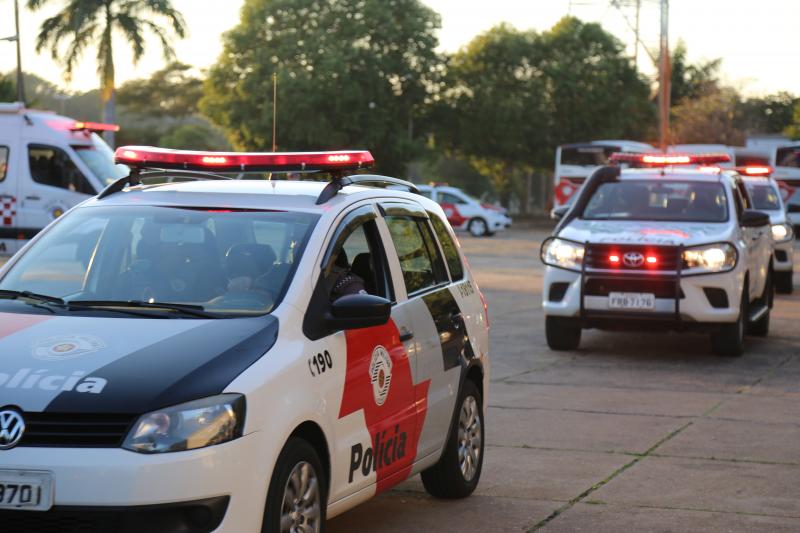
[386,216,445,294]
[440,192,466,205]
[560,145,620,166]
[430,214,464,280]
[735,181,752,209]
[28,144,95,194]
[0,146,8,182]
[325,221,391,301]
[745,183,781,211]
[582,180,729,223]
[776,147,800,168]
[0,205,319,316]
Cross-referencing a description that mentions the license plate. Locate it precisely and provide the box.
[608,292,655,310]
[0,470,54,511]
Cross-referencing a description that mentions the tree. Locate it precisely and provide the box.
[202,0,441,176]
[118,62,202,119]
[27,0,187,146]
[737,92,799,136]
[158,124,229,151]
[670,40,721,104]
[0,74,15,102]
[671,87,745,145]
[785,101,800,140]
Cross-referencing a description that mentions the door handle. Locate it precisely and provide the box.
[399,330,414,342]
[25,195,41,201]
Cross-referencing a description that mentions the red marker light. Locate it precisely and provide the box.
[71,121,120,133]
[646,256,658,265]
[610,152,731,167]
[609,254,620,264]
[643,155,691,165]
[114,146,375,172]
[736,165,773,177]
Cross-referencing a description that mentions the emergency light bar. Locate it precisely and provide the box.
[114,146,375,172]
[71,121,120,133]
[610,152,731,167]
[735,165,773,177]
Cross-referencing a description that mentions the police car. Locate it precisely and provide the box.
[542,153,773,357]
[417,184,511,237]
[0,147,490,532]
[0,102,127,256]
[739,165,795,294]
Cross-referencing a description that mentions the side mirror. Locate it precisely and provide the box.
[740,209,770,228]
[551,206,569,220]
[327,293,391,330]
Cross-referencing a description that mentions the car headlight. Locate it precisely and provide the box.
[123,394,245,454]
[682,243,737,274]
[771,223,793,243]
[542,238,585,271]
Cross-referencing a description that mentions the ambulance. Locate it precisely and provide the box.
[0,102,126,255]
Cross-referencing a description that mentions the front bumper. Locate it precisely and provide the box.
[774,239,794,272]
[0,432,267,532]
[543,266,741,327]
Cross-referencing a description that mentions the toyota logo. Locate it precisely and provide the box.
[623,252,645,268]
[0,409,25,450]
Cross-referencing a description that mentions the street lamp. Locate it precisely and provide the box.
[1,0,25,104]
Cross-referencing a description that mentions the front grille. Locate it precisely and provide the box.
[585,244,681,271]
[19,412,137,448]
[585,278,684,299]
[1,509,120,533]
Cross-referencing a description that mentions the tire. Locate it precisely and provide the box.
[545,316,582,351]
[711,287,746,357]
[775,271,793,294]
[749,271,773,337]
[468,218,489,237]
[262,437,326,533]
[421,379,484,499]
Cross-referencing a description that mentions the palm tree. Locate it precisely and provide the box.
[27,0,186,146]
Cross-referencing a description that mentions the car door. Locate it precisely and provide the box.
[379,202,466,461]
[0,133,18,255]
[308,204,421,501]
[17,143,97,238]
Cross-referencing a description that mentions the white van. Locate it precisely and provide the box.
[0,102,127,255]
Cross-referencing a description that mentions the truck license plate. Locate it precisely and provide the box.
[0,470,54,511]
[608,292,656,310]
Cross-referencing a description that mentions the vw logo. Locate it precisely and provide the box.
[0,408,25,450]
[623,252,645,268]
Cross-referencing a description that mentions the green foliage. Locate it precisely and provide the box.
[201,0,442,175]
[118,62,202,118]
[0,74,15,102]
[737,92,799,135]
[671,87,745,145]
[670,40,721,104]
[158,124,230,151]
[785,101,800,140]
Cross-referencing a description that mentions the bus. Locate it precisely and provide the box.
[553,140,656,208]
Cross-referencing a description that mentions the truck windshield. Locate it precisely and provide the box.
[560,145,619,166]
[745,183,781,211]
[0,205,319,317]
[582,180,729,223]
[72,133,128,186]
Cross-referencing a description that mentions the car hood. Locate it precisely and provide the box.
[559,219,733,246]
[0,312,278,414]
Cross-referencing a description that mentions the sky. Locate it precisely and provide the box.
[0,0,797,97]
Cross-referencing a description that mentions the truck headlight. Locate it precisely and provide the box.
[541,238,585,271]
[771,223,793,243]
[123,394,245,454]
[682,243,737,274]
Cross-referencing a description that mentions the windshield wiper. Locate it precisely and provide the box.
[68,300,217,319]
[0,290,66,306]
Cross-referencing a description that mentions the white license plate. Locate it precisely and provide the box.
[608,292,656,310]
[0,470,54,511]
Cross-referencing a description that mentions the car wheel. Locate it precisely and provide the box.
[421,379,484,499]
[749,271,773,337]
[262,437,326,533]
[468,218,489,237]
[545,316,582,351]
[775,271,793,294]
[711,286,746,357]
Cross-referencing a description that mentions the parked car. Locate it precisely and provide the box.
[418,184,511,237]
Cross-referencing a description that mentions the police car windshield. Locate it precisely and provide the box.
[72,133,128,186]
[582,180,729,223]
[745,183,781,211]
[0,205,319,317]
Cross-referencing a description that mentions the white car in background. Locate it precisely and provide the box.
[418,184,511,237]
[740,166,795,293]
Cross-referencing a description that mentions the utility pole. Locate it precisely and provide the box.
[658,0,670,150]
[272,72,277,152]
[13,0,25,104]
[633,0,641,69]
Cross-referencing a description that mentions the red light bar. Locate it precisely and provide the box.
[735,165,773,177]
[114,146,375,172]
[71,121,120,133]
[610,152,731,167]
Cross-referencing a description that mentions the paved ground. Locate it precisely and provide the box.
[329,226,800,533]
